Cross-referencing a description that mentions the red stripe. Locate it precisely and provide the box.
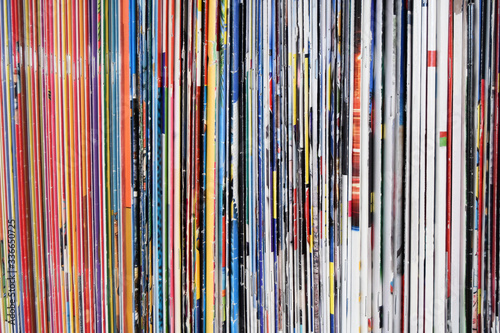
[428,50,437,67]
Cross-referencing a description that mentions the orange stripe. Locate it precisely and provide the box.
[120,0,133,331]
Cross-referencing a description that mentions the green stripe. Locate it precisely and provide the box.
[440,136,447,147]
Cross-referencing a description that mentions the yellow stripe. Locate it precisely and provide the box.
[330,262,334,315]
[64,0,75,329]
[223,0,228,44]
[206,0,219,329]
[310,233,313,253]
[106,0,115,329]
[66,0,77,327]
[478,289,481,314]
[370,192,374,213]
